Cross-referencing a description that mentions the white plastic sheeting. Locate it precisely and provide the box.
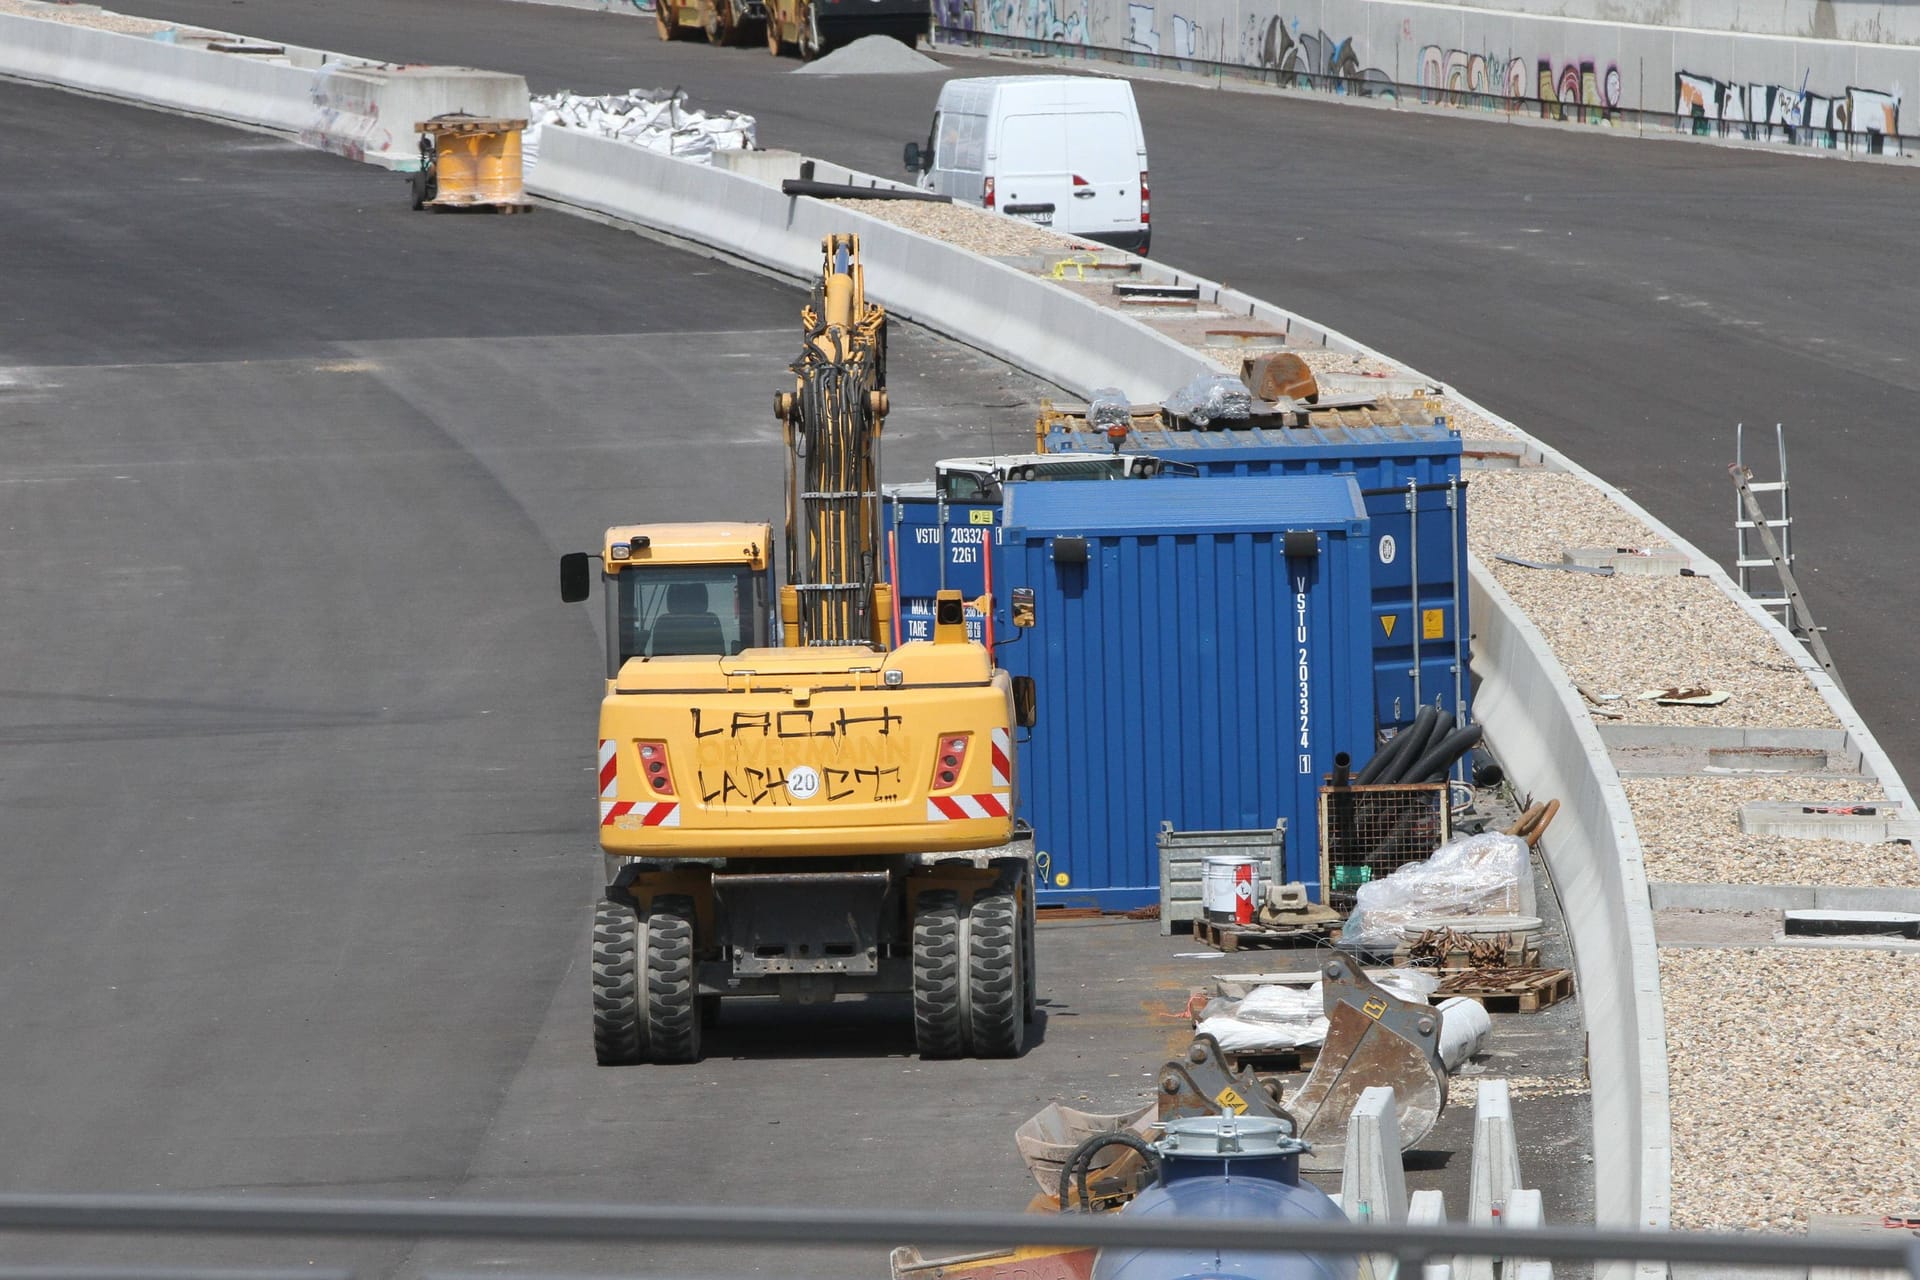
[523,88,756,167]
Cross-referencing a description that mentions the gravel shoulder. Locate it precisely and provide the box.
[1661,947,1920,1229]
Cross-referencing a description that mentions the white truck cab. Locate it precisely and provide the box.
[904,76,1150,256]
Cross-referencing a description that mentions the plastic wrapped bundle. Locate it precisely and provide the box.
[1162,374,1253,427]
[1340,833,1534,950]
[1087,387,1131,432]
[523,87,757,168]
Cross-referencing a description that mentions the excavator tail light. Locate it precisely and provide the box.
[931,734,971,791]
[637,740,676,797]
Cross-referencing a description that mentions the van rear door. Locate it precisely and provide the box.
[994,114,1071,229]
[1064,110,1142,242]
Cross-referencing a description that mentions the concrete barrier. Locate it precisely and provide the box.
[0,11,314,135]
[933,0,1920,159]
[1469,561,1671,1275]
[526,127,1215,401]
[304,64,529,169]
[0,13,527,170]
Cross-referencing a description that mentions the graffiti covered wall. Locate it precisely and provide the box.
[934,0,1913,156]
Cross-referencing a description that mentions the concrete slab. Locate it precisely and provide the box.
[1740,800,1919,843]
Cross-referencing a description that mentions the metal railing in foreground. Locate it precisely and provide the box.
[1,1195,1917,1276]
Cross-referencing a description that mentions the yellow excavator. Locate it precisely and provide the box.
[561,235,1036,1065]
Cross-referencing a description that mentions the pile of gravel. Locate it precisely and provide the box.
[793,35,944,75]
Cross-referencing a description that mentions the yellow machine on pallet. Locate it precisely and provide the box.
[561,234,1035,1065]
[408,114,531,213]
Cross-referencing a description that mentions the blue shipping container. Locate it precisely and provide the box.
[882,484,993,642]
[995,475,1376,909]
[1044,422,1469,735]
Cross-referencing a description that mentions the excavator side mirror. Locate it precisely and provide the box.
[1012,676,1038,729]
[560,552,592,603]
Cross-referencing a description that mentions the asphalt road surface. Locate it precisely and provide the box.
[99,0,1920,787]
[1,78,1596,1276]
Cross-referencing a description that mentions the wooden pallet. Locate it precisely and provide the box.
[1433,967,1574,1013]
[1192,918,1338,952]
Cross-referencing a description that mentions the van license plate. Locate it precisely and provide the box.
[1006,205,1053,226]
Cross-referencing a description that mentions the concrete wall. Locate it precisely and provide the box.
[934,0,1918,156]
[1394,0,1920,47]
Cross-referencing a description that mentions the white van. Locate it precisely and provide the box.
[903,76,1150,256]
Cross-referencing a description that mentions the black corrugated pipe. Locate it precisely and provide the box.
[1355,705,1438,785]
[779,179,953,203]
[1402,709,1460,783]
[1404,723,1484,784]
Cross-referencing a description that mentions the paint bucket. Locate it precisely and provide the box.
[1201,856,1259,926]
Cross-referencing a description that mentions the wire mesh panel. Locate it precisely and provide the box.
[1317,783,1452,912]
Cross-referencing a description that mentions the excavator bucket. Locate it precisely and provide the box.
[890,1245,1096,1280]
[1290,954,1449,1172]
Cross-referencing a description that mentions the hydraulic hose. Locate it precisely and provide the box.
[1057,1132,1161,1213]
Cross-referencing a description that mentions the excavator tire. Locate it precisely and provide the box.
[912,889,967,1059]
[965,883,1026,1058]
[591,897,647,1066]
[644,895,702,1063]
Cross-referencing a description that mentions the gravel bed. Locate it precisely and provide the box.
[1661,947,1920,1229]
[0,0,221,36]
[824,199,1101,256]
[1626,776,1916,886]
[1466,470,1836,730]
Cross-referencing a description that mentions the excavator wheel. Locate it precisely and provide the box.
[656,0,693,40]
[699,0,733,44]
[644,894,702,1063]
[591,897,647,1066]
[966,881,1027,1058]
[912,889,967,1058]
[765,9,785,54]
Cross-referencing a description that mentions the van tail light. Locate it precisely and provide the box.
[982,176,995,209]
[931,733,971,791]
[1140,170,1151,224]
[1072,173,1089,186]
[637,740,676,797]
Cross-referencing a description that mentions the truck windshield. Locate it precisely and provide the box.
[614,565,765,660]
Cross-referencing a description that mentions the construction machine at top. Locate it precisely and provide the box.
[562,234,1036,1065]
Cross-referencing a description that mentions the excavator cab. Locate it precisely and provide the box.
[561,521,776,679]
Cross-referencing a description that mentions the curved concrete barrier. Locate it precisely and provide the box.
[0,14,528,170]
[0,11,314,136]
[526,127,1214,402]
[1469,561,1672,1269]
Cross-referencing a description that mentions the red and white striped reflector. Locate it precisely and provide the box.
[990,727,1012,788]
[926,793,1009,821]
[598,738,619,800]
[601,800,680,827]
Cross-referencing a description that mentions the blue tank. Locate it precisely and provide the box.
[1091,1117,1355,1280]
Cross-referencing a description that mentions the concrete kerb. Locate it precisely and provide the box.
[1469,562,1671,1276]
[524,128,1215,402]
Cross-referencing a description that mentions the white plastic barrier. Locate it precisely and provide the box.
[0,11,314,135]
[525,127,1215,402]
